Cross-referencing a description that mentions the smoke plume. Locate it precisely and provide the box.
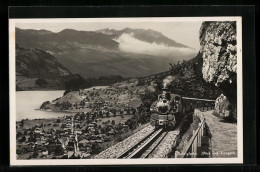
[163,76,174,88]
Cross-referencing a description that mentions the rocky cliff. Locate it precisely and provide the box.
[199,21,237,121]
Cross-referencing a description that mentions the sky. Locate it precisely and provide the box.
[16,20,203,51]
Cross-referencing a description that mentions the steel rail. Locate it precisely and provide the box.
[116,128,163,159]
[140,131,168,158]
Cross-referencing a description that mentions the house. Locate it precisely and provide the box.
[79,139,89,147]
[108,130,115,135]
[95,140,103,143]
[75,131,82,135]
[122,125,129,129]
[81,153,91,159]
[44,133,51,137]
[90,140,96,143]
[87,123,94,128]
[42,150,48,156]
[34,128,41,134]
[67,151,74,158]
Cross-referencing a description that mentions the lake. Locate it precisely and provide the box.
[16,90,73,121]
[16,86,108,121]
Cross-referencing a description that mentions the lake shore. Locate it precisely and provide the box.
[16,86,109,121]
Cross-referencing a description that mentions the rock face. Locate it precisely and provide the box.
[199,21,237,121]
[215,94,231,117]
[199,21,237,87]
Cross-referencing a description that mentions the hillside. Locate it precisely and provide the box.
[16,27,197,78]
[137,53,222,100]
[16,45,88,90]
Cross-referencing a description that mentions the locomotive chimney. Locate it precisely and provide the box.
[162,87,168,95]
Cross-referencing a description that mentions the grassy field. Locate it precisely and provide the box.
[96,115,133,125]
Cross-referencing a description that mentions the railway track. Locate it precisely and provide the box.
[116,128,168,159]
[116,113,192,159]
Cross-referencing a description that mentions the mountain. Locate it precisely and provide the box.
[16,45,87,90]
[16,27,197,78]
[15,28,119,53]
[96,28,190,48]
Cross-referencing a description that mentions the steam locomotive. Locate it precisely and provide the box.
[149,88,191,130]
[150,87,215,130]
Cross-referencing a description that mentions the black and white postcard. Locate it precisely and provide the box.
[9,17,243,165]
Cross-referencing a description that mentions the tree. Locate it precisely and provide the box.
[80,113,85,121]
[16,132,22,138]
[84,127,89,133]
[40,101,50,109]
[33,151,39,158]
[98,111,103,118]
[106,111,110,118]
[54,145,64,155]
[28,135,36,142]
[91,143,101,154]
[86,112,90,122]
[92,114,96,121]
[35,78,47,86]
[20,119,24,128]
[19,136,26,142]
[94,129,99,135]
[111,120,115,125]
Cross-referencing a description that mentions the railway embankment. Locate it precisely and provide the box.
[148,130,180,158]
[94,125,154,159]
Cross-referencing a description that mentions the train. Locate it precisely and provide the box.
[150,87,215,130]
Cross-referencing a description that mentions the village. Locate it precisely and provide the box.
[16,80,155,159]
[16,107,140,159]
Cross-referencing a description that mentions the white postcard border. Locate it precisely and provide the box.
[9,17,243,165]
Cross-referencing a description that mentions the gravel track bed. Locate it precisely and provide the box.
[148,130,180,158]
[94,125,155,159]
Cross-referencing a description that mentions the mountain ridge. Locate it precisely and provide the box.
[16,27,197,78]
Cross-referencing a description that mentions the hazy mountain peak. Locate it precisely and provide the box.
[96,27,191,49]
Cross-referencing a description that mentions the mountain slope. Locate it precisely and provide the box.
[137,53,222,100]
[53,48,178,78]
[16,44,72,79]
[16,45,87,90]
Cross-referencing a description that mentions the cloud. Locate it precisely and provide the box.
[114,33,197,59]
